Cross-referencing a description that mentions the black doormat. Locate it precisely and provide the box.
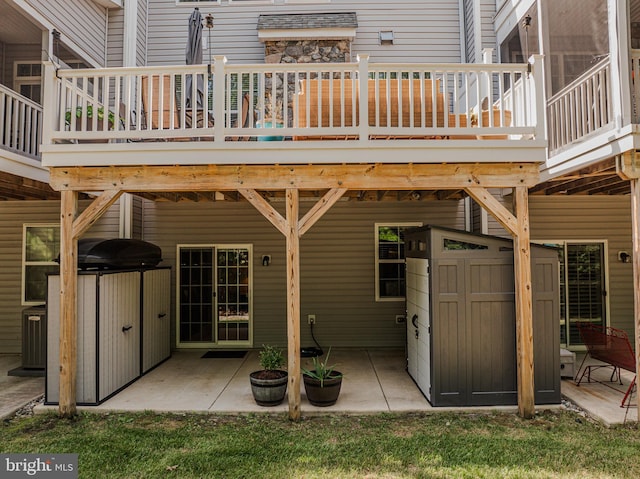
[201,350,247,359]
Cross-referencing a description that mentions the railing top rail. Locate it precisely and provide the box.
[547,56,610,104]
[53,60,531,79]
[0,83,43,111]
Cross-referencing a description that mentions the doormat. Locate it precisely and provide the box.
[201,350,247,359]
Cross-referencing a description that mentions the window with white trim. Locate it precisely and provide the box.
[375,223,421,301]
[14,62,42,103]
[23,224,60,305]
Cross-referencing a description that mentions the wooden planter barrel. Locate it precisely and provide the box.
[302,371,343,407]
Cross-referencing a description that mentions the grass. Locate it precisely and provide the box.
[1,410,639,478]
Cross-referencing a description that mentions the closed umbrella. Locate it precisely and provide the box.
[185,7,204,109]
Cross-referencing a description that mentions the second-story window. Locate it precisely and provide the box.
[14,62,42,103]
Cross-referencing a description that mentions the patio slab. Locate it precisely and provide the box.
[0,354,44,420]
[560,356,637,426]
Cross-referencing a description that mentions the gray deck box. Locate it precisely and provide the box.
[45,268,171,405]
[405,226,560,407]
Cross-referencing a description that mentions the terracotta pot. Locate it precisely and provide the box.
[303,371,343,407]
[249,370,288,406]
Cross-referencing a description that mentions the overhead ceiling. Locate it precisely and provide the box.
[0,0,42,45]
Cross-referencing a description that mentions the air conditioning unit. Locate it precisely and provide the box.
[22,306,46,369]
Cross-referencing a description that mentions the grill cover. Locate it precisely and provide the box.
[76,238,162,270]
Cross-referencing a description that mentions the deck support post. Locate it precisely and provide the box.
[240,187,346,420]
[58,190,78,418]
[631,179,640,420]
[58,189,123,418]
[465,186,535,418]
[285,189,301,421]
[512,186,535,418]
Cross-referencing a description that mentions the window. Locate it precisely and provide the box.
[23,225,60,305]
[14,62,42,103]
[537,240,607,349]
[375,223,420,301]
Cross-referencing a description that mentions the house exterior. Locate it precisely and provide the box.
[0,0,636,420]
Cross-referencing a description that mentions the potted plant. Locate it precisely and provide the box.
[302,348,343,407]
[249,344,288,406]
[65,105,116,132]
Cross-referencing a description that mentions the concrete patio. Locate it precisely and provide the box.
[0,354,44,420]
[19,348,636,424]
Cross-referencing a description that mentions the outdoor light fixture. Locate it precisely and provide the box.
[618,251,631,263]
[522,15,532,74]
[205,13,214,76]
[52,29,61,60]
[262,255,271,267]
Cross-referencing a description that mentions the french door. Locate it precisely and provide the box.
[177,245,252,347]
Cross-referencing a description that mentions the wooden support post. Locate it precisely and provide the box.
[285,188,301,421]
[466,186,535,418]
[631,179,640,420]
[59,190,78,418]
[513,186,535,419]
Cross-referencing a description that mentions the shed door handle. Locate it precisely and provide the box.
[122,325,133,332]
[411,314,419,328]
[158,313,167,318]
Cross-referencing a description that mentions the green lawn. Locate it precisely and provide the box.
[1,410,639,478]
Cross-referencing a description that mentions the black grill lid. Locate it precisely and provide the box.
[75,238,162,270]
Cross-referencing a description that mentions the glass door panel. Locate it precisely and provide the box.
[179,247,214,344]
[216,248,250,343]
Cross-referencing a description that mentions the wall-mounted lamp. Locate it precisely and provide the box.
[379,31,394,45]
[262,255,271,267]
[618,251,631,263]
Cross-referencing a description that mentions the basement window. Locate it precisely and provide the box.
[375,223,421,301]
[22,224,60,305]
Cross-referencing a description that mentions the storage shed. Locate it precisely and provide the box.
[405,226,560,407]
[46,267,171,405]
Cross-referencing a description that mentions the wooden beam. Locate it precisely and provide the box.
[631,179,640,420]
[465,187,518,235]
[72,189,123,238]
[512,186,535,419]
[59,190,78,418]
[299,188,347,236]
[238,189,287,236]
[286,188,301,421]
[48,163,539,192]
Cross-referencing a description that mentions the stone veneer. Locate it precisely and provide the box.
[264,40,351,64]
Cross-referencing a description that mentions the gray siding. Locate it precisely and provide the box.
[147,0,462,65]
[25,0,108,66]
[137,0,148,66]
[480,0,497,59]
[0,200,121,353]
[142,199,465,349]
[107,7,124,67]
[528,196,634,341]
[463,0,475,62]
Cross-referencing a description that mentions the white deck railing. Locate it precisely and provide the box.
[547,57,612,153]
[0,84,42,159]
[631,50,640,125]
[42,56,542,145]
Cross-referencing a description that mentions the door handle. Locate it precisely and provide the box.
[411,314,419,328]
[158,313,167,318]
[122,325,133,332]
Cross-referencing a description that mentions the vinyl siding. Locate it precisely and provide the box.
[528,196,634,341]
[147,0,462,65]
[107,8,124,67]
[0,200,121,353]
[480,0,497,61]
[463,0,475,62]
[142,198,465,349]
[24,0,108,66]
[137,0,148,66]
